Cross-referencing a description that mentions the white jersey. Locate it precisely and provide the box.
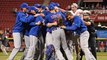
[69,9,83,19]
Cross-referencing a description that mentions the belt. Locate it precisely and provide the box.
[52,27,61,31]
[47,27,61,33]
[81,30,86,33]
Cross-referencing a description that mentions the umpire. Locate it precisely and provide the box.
[80,10,97,60]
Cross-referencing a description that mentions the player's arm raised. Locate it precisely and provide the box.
[84,21,91,26]
[47,21,58,27]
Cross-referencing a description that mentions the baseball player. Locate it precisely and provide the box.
[53,2,72,60]
[44,4,57,60]
[8,3,38,60]
[20,5,44,60]
[69,3,83,19]
[24,6,44,60]
[7,3,29,60]
[20,6,39,60]
[68,3,84,60]
[20,32,30,60]
[79,10,97,60]
[45,4,73,60]
[39,5,50,41]
[61,12,96,60]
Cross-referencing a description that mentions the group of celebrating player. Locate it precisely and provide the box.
[7,2,96,60]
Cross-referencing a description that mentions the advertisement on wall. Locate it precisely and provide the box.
[96,30,107,38]
[91,14,107,22]
[83,0,103,2]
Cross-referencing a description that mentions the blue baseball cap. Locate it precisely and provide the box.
[55,2,60,7]
[50,2,56,6]
[41,5,46,9]
[20,3,28,8]
[48,4,54,10]
[50,2,60,7]
[34,4,41,8]
[29,6,38,12]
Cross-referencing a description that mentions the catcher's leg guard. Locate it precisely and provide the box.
[45,44,55,60]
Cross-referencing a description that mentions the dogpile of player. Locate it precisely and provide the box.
[7,2,97,60]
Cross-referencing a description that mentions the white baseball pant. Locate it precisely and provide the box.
[24,35,38,60]
[52,28,73,60]
[20,35,30,60]
[8,32,22,60]
[80,31,96,60]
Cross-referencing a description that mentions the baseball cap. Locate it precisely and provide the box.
[34,4,41,8]
[41,5,46,9]
[83,10,91,16]
[50,2,55,5]
[55,2,60,7]
[20,3,28,8]
[50,2,60,7]
[48,4,54,10]
[29,6,38,12]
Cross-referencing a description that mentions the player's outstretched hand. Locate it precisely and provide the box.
[42,20,45,26]
[61,26,66,29]
[35,21,41,25]
[47,23,53,27]
[34,14,40,17]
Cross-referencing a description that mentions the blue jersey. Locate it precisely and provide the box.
[56,10,66,21]
[43,10,50,16]
[29,16,43,36]
[64,20,72,26]
[65,16,87,35]
[45,13,59,33]
[45,10,66,33]
[13,11,28,32]
[24,15,35,36]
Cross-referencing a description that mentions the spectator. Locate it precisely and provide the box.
[91,4,95,10]
[100,41,105,52]
[105,41,107,52]
[96,3,100,9]
[0,30,8,55]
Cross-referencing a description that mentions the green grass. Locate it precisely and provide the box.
[0,52,22,60]
[96,52,107,60]
[0,52,107,60]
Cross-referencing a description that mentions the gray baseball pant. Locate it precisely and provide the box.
[24,35,38,60]
[20,35,30,60]
[8,32,22,60]
[45,32,53,46]
[52,28,73,60]
[80,31,96,60]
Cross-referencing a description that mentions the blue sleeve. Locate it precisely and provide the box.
[65,16,81,30]
[29,16,44,26]
[44,15,49,27]
[26,15,34,23]
[63,11,67,16]
[16,11,19,15]
[19,13,27,23]
[29,22,35,26]
[43,10,50,16]
[64,20,68,26]
[19,13,34,23]
[38,16,44,22]
[61,13,66,21]
[43,10,47,15]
